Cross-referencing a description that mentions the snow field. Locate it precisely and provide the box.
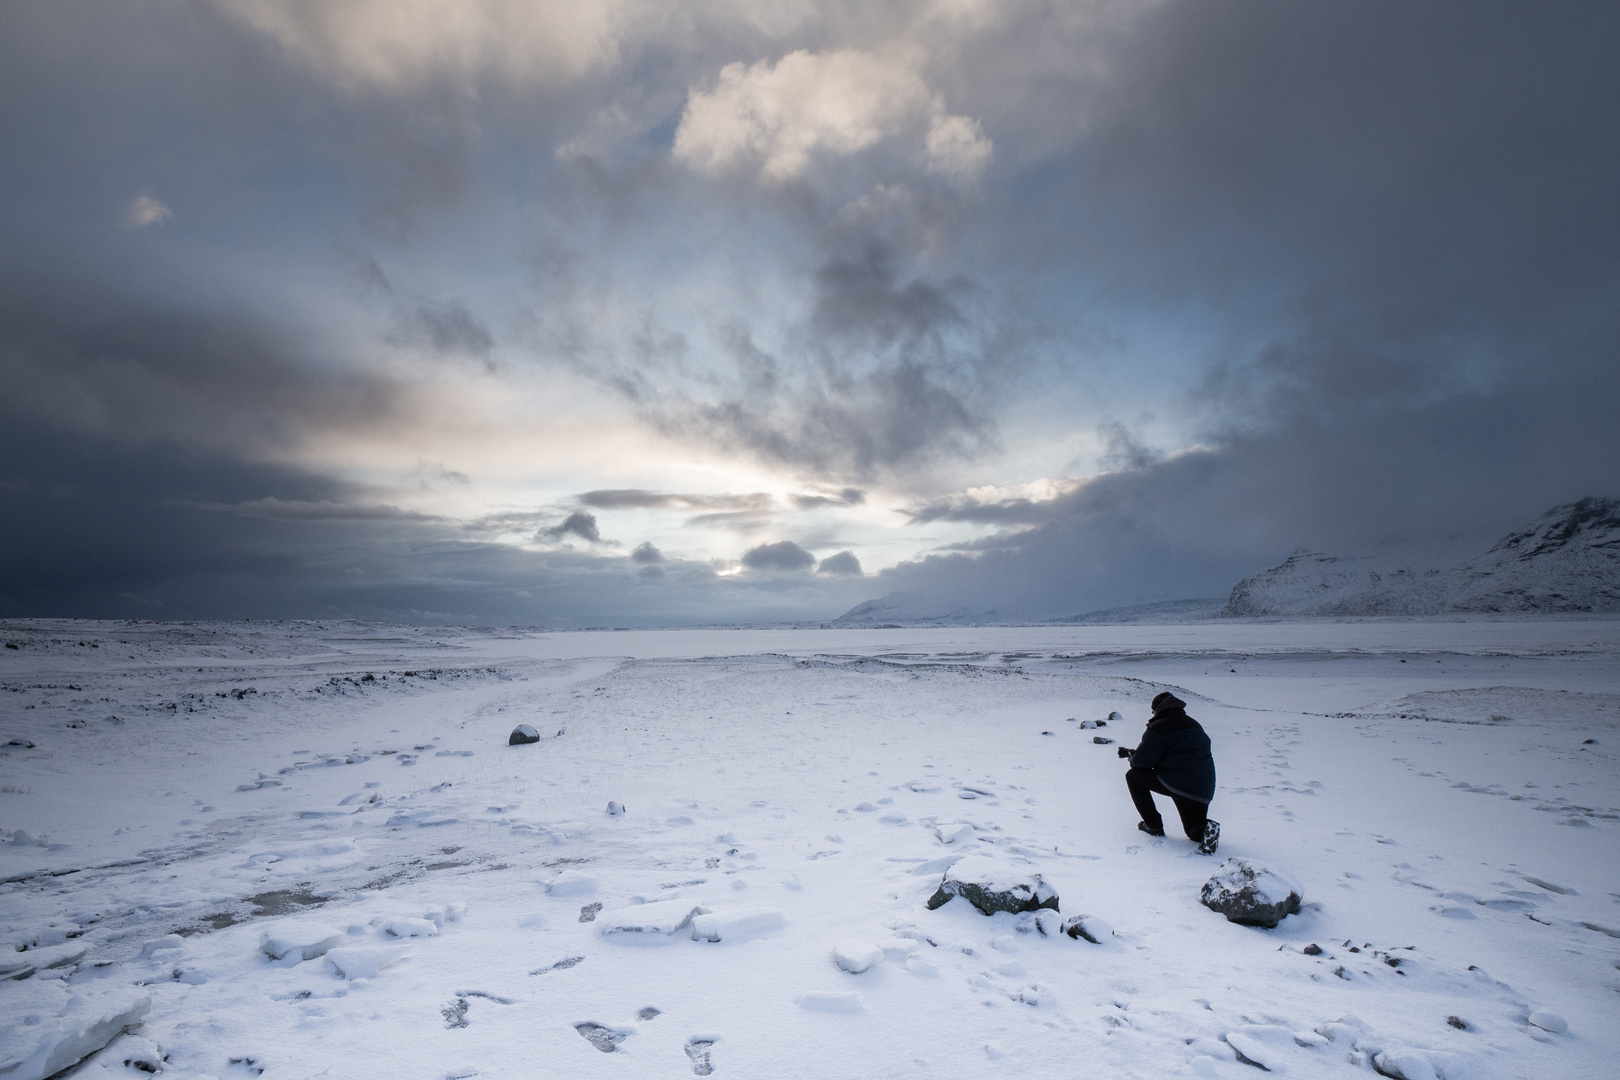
[1,620,1617,1078]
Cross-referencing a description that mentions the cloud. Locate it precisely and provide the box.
[578,489,774,513]
[630,540,665,563]
[545,511,603,543]
[673,48,988,181]
[388,297,493,356]
[217,0,627,92]
[790,488,865,510]
[740,539,814,572]
[816,549,862,576]
[123,193,170,228]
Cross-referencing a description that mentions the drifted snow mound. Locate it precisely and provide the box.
[1222,497,1620,616]
[926,855,1059,915]
[0,984,151,1080]
[596,900,708,942]
[259,920,344,961]
[1200,859,1302,928]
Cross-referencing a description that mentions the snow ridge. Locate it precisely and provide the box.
[1223,497,1620,617]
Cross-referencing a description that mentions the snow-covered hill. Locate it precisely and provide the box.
[1223,497,1620,617]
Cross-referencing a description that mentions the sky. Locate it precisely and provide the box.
[1,1,1617,626]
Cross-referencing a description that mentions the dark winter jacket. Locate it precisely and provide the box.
[1128,696,1216,803]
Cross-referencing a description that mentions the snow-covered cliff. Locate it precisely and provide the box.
[1222,497,1620,617]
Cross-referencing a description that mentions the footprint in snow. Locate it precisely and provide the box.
[575,1022,628,1053]
[442,999,469,1029]
[579,902,602,923]
[686,1038,716,1075]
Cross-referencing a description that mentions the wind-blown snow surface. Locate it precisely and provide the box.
[2,619,1618,1078]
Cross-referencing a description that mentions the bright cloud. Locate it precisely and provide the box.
[673,48,989,180]
[123,193,171,228]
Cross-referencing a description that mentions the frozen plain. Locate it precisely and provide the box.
[2,619,1617,1079]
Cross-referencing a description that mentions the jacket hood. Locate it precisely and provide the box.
[1150,691,1187,717]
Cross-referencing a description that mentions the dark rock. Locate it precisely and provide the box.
[926,855,1059,915]
[1303,943,1322,955]
[508,724,540,746]
[1447,1016,1469,1030]
[1200,858,1303,928]
[1092,736,1114,745]
[1061,915,1113,943]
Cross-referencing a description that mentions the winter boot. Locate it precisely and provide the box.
[1137,821,1165,837]
[1199,819,1220,855]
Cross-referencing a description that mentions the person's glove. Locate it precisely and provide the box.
[1116,746,1131,759]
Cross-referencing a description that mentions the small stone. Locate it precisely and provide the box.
[508,724,540,745]
[1446,1016,1469,1030]
[1062,915,1113,943]
[1092,736,1114,745]
[1303,943,1322,955]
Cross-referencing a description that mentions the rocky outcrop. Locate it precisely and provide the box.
[1222,497,1620,617]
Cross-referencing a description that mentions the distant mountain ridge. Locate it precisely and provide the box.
[1222,497,1620,617]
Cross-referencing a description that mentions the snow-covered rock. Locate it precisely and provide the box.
[596,900,708,941]
[832,941,883,973]
[258,921,344,961]
[377,916,438,939]
[1222,497,1620,616]
[1372,1045,1489,1080]
[0,984,150,1080]
[508,724,540,745]
[689,908,786,943]
[925,854,1059,916]
[1528,1009,1567,1034]
[546,870,598,896]
[326,946,411,980]
[1200,859,1303,928]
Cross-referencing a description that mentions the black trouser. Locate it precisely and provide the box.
[1126,768,1208,840]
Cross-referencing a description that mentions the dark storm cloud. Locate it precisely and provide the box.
[388,297,495,356]
[545,512,603,544]
[630,541,666,564]
[815,550,863,577]
[741,540,816,573]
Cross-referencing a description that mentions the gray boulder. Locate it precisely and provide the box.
[1200,859,1303,928]
[508,724,540,745]
[926,855,1059,915]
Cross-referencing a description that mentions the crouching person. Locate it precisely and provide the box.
[1118,691,1220,854]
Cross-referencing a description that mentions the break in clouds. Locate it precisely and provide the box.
[0,1,1616,623]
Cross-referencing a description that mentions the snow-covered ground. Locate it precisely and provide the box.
[3,619,1618,1079]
